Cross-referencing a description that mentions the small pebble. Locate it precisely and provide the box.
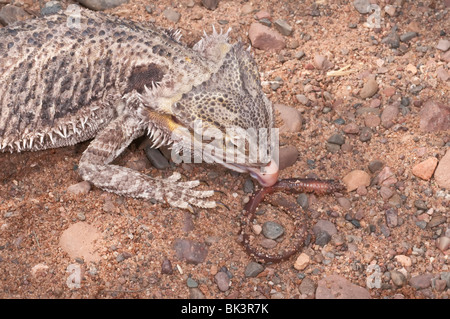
[390,270,407,287]
[262,221,285,240]
[368,160,384,173]
[163,8,181,23]
[327,133,346,146]
[342,170,371,192]
[436,236,450,252]
[214,271,230,292]
[296,193,309,210]
[161,258,173,275]
[359,127,372,142]
[244,262,264,277]
[274,19,293,36]
[243,179,254,193]
[260,238,277,249]
[294,253,310,271]
[187,277,198,288]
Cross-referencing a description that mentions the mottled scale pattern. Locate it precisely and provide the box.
[0,6,275,209]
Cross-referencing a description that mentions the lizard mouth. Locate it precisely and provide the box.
[225,160,279,187]
[246,160,279,187]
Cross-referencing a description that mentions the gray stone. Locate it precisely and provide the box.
[262,221,285,240]
[315,231,331,246]
[244,262,264,277]
[440,272,450,288]
[368,160,384,173]
[326,143,341,153]
[328,133,346,146]
[187,277,198,288]
[428,215,446,228]
[382,28,400,49]
[390,270,406,287]
[243,179,254,193]
[296,193,309,210]
[274,19,293,36]
[202,0,220,10]
[414,199,428,210]
[400,32,418,43]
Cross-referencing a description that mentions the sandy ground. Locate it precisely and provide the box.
[0,0,449,299]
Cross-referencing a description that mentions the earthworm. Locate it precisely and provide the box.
[241,178,344,263]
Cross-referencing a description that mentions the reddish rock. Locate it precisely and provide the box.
[59,222,102,263]
[255,10,271,20]
[342,170,371,192]
[383,86,396,97]
[381,103,399,128]
[377,166,397,186]
[174,239,208,264]
[278,145,298,170]
[419,101,450,132]
[274,104,303,133]
[364,114,381,128]
[435,150,450,189]
[412,157,438,181]
[359,79,379,99]
[409,274,434,289]
[67,181,91,195]
[441,50,450,63]
[343,123,360,134]
[437,67,450,82]
[316,275,371,299]
[248,22,285,51]
[314,54,333,70]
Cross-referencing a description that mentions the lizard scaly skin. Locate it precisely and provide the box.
[0,6,279,209]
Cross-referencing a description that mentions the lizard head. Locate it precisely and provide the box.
[169,42,279,187]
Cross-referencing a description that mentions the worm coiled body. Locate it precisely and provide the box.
[241,178,344,263]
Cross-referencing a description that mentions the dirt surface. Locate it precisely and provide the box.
[0,0,449,299]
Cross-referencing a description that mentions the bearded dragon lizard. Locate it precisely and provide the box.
[0,5,279,210]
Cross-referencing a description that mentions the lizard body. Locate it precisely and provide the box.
[0,6,279,209]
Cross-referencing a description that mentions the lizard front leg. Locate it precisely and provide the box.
[78,114,216,209]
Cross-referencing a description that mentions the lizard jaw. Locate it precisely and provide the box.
[226,160,279,187]
[246,160,279,187]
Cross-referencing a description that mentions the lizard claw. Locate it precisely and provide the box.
[215,200,230,211]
